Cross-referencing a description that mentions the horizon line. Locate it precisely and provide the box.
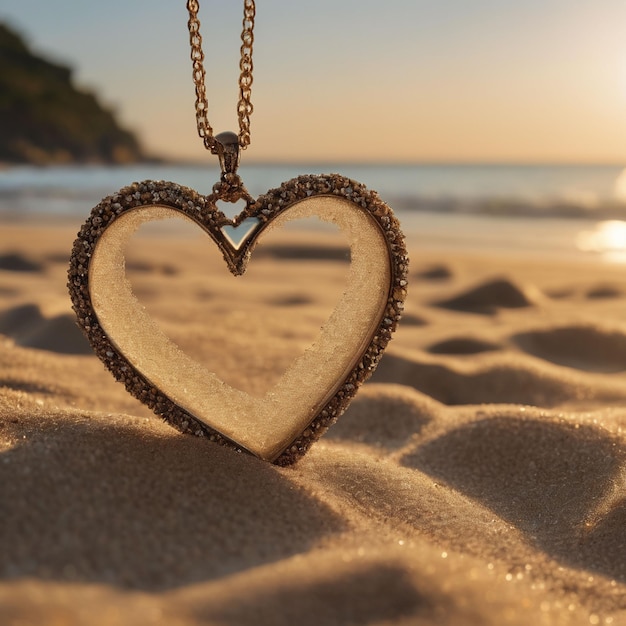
[152,156,626,169]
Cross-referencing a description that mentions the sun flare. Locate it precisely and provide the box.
[577,219,626,262]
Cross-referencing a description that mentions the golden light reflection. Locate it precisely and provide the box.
[577,220,626,262]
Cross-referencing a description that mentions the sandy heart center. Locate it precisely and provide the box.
[89,196,391,461]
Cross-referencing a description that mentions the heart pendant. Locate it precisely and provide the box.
[68,174,408,465]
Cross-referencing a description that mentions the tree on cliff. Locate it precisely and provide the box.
[0,22,145,164]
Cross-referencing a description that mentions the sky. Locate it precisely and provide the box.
[2,0,626,164]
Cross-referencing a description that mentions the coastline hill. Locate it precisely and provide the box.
[0,22,145,165]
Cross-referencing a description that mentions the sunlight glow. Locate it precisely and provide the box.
[577,220,626,262]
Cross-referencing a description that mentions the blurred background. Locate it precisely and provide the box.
[1,0,626,259]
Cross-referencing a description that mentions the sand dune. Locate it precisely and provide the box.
[1,221,626,624]
[0,303,92,354]
[513,325,626,373]
[254,242,350,262]
[434,277,540,314]
[586,285,622,299]
[426,336,501,354]
[402,412,626,576]
[372,348,626,407]
[413,263,453,280]
[0,252,43,272]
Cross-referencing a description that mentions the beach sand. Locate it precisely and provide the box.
[1,217,625,625]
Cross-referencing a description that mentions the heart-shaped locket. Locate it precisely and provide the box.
[68,173,408,465]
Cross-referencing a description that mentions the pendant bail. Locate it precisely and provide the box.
[214,131,241,178]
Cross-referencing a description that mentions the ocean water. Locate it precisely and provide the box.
[2,162,626,260]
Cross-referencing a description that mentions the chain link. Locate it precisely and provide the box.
[186,0,255,154]
[237,0,255,149]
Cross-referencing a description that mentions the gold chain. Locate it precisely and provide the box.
[186,0,255,154]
